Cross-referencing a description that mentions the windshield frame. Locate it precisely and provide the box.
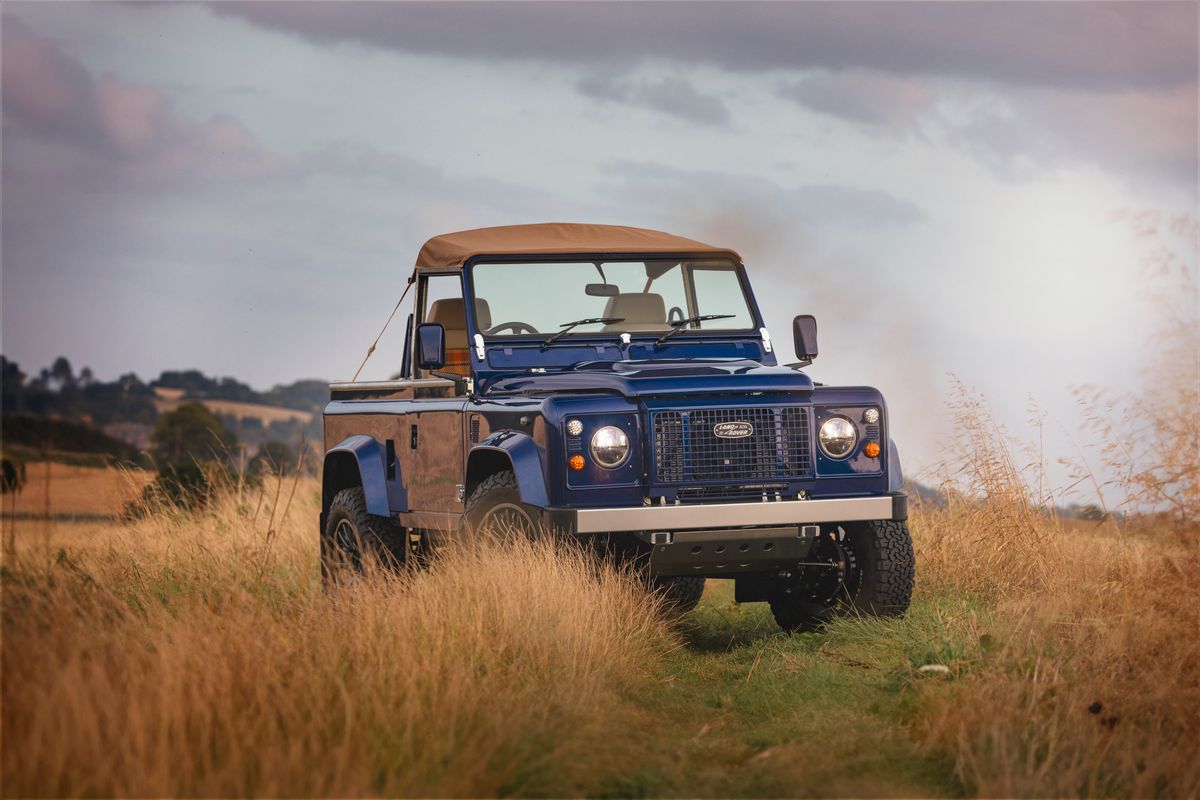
[464,253,762,345]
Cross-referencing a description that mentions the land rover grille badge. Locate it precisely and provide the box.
[713,421,754,438]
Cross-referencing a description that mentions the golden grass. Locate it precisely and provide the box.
[1,477,674,797]
[3,369,1198,796]
[907,379,1200,798]
[1,462,152,517]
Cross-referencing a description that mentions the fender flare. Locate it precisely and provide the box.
[465,430,549,508]
[887,437,905,493]
[322,435,401,519]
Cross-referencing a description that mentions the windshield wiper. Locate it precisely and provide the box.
[655,314,735,346]
[541,317,624,349]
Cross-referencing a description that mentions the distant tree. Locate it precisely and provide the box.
[79,367,94,386]
[1,357,26,413]
[50,357,75,390]
[263,379,332,412]
[152,403,237,465]
[216,376,256,403]
[153,370,218,395]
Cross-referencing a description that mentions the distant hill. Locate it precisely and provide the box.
[2,414,145,468]
[151,371,328,413]
[2,355,328,460]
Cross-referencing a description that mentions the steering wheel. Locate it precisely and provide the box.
[485,321,539,335]
[667,306,686,326]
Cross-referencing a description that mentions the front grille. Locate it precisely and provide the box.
[652,407,812,483]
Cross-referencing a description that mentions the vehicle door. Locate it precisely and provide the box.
[401,272,469,518]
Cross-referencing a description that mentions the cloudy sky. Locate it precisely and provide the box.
[2,2,1197,487]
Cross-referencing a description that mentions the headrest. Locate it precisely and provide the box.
[427,298,492,331]
[602,292,668,330]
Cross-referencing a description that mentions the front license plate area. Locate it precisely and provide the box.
[648,526,815,576]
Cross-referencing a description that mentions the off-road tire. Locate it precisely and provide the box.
[769,519,914,633]
[651,575,706,617]
[847,519,915,615]
[463,470,543,540]
[322,487,407,585]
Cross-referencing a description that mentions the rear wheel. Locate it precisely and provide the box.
[768,519,914,632]
[321,488,408,586]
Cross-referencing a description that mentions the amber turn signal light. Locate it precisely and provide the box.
[568,454,586,471]
[864,441,881,458]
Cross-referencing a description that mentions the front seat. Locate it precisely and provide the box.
[601,293,669,331]
[426,298,491,377]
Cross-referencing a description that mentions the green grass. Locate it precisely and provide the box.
[587,581,984,798]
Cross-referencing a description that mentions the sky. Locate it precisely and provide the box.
[2,2,1197,490]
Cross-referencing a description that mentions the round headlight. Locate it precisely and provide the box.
[590,426,629,468]
[818,417,858,459]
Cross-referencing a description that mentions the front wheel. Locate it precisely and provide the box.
[768,519,914,633]
[463,470,543,540]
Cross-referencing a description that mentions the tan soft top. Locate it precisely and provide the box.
[414,223,740,271]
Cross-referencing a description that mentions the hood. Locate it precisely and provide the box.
[482,358,814,398]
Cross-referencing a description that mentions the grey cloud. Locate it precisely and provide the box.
[577,73,731,126]
[215,2,1197,92]
[777,67,1197,185]
[780,71,935,128]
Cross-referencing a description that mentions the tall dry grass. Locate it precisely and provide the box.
[1,475,674,797]
[910,379,1200,797]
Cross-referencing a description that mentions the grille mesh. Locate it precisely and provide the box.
[652,407,812,483]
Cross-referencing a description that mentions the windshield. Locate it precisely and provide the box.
[470,259,756,339]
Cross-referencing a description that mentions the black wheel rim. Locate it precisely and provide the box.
[480,502,538,540]
[332,517,365,572]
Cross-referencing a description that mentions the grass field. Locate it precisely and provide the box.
[1,461,152,518]
[2,456,1196,798]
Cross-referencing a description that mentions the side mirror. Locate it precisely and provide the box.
[416,323,445,370]
[793,314,818,362]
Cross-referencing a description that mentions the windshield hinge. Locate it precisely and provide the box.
[760,327,773,353]
[473,333,485,361]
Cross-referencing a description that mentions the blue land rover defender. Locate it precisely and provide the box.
[321,223,913,631]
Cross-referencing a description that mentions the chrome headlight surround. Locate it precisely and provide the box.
[589,425,630,469]
[818,416,858,459]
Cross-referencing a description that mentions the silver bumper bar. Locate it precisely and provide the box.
[572,495,901,534]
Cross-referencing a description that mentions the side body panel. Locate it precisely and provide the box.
[324,381,467,517]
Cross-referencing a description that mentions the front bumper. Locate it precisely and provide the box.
[550,492,907,534]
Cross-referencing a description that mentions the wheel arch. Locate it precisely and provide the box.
[465,431,549,508]
[322,435,395,526]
